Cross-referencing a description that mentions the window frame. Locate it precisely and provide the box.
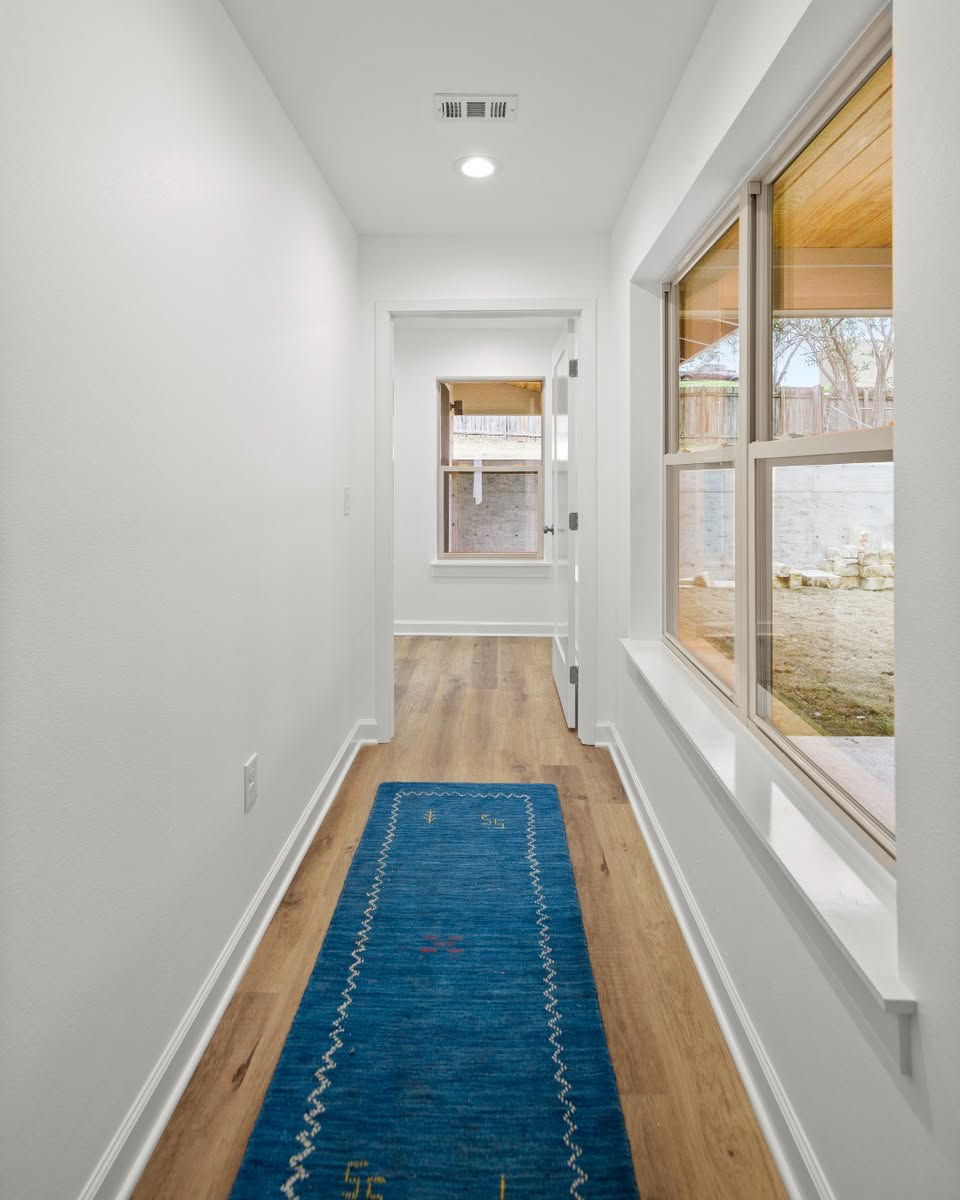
[436,377,546,561]
[663,211,742,702]
[660,37,895,859]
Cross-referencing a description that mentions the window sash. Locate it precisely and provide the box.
[750,447,895,855]
[437,466,544,560]
[664,461,737,699]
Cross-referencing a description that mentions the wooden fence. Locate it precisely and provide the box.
[453,414,541,437]
[679,385,893,445]
[679,387,738,449]
[773,386,894,436]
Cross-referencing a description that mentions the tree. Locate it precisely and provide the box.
[773,315,894,432]
[772,317,807,388]
[861,316,894,426]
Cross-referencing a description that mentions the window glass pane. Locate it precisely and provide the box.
[678,222,739,452]
[443,471,539,555]
[677,467,735,690]
[760,461,894,836]
[772,58,893,438]
[451,413,542,462]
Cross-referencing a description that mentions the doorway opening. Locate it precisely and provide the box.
[373,301,598,746]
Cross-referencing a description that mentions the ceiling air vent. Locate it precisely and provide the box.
[435,94,518,121]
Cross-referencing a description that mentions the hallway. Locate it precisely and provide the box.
[6,3,960,1194]
[135,638,785,1199]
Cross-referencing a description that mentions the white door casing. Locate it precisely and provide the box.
[551,323,578,727]
[372,298,598,745]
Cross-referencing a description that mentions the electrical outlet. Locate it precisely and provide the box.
[343,485,351,516]
[243,753,258,814]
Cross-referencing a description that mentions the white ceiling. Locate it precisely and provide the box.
[220,0,715,235]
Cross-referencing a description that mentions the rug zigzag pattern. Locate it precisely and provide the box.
[524,793,588,1198]
[282,791,402,1197]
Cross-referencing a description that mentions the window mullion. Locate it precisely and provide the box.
[754,184,773,444]
[663,464,679,637]
[664,284,679,455]
[735,182,759,714]
[662,284,677,637]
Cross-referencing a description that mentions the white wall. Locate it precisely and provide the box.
[606,1,960,1197]
[393,323,559,634]
[893,0,960,1183]
[0,2,363,1196]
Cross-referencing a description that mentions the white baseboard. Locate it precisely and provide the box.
[595,719,833,1200]
[80,718,379,1200]
[394,619,552,638]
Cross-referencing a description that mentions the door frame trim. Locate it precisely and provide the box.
[550,329,577,728]
[373,297,598,743]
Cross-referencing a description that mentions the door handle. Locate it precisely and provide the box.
[543,524,555,535]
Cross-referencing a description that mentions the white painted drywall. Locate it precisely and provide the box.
[393,323,559,632]
[0,2,362,1196]
[608,0,960,1196]
[893,0,960,1185]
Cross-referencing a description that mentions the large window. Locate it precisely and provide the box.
[663,54,894,852]
[438,380,544,558]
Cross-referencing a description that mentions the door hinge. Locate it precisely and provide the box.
[568,357,579,378]
[569,664,579,686]
[568,511,579,531]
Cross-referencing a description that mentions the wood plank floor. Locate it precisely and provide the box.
[134,637,787,1200]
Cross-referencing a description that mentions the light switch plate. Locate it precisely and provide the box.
[243,753,258,814]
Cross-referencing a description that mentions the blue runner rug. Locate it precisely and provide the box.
[231,782,638,1199]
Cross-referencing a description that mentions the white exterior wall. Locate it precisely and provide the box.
[772,462,894,568]
[0,3,362,1196]
[676,463,894,578]
[607,0,960,1197]
[393,324,559,634]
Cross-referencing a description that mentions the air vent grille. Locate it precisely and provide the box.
[435,94,518,121]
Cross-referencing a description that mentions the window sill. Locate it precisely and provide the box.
[619,637,916,1072]
[429,558,551,579]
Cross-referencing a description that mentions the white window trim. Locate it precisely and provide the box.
[660,27,895,859]
[428,558,551,579]
[436,376,547,562]
[619,637,915,1075]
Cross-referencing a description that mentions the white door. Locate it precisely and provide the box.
[550,322,578,727]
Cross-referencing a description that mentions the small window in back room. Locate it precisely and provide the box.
[438,380,543,558]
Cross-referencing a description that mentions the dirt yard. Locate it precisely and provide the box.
[679,586,894,736]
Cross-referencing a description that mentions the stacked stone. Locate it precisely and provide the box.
[772,562,818,588]
[771,541,895,591]
[856,543,895,590]
[816,541,895,590]
[819,544,862,589]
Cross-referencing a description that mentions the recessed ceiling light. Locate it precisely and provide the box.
[457,155,499,179]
